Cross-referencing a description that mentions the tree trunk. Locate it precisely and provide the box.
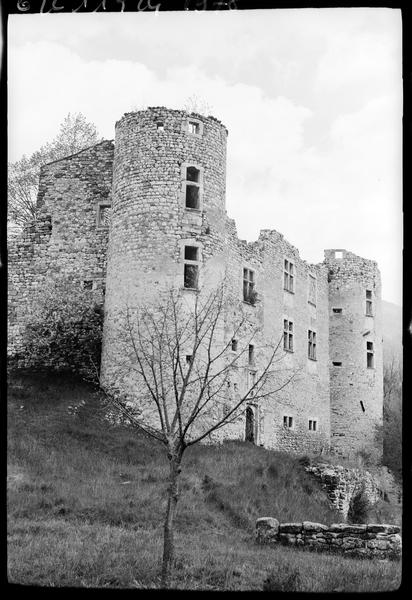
[161,455,181,588]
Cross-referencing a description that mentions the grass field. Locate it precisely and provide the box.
[7,370,402,590]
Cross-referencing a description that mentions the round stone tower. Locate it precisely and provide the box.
[324,249,383,461]
[101,107,228,392]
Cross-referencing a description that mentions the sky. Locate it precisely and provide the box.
[8,8,402,304]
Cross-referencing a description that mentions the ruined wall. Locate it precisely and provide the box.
[305,463,382,519]
[324,250,383,460]
[8,141,114,363]
[256,517,401,560]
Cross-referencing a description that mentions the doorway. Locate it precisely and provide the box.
[245,406,255,443]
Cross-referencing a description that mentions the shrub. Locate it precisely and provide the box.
[298,455,311,468]
[348,486,371,524]
[22,281,103,379]
[263,566,301,591]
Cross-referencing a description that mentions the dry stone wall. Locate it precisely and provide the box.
[256,517,401,560]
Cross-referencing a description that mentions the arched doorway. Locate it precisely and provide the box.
[245,406,255,443]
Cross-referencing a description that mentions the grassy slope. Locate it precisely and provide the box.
[7,372,402,591]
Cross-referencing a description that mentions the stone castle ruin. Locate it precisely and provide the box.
[8,107,383,460]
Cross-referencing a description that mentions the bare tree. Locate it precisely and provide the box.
[101,283,297,588]
[183,94,214,116]
[8,113,101,232]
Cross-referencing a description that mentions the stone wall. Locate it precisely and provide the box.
[256,517,401,560]
[305,463,382,519]
[8,140,114,364]
[100,107,332,455]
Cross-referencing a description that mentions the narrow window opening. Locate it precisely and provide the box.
[243,268,255,303]
[97,204,111,227]
[360,401,366,413]
[186,355,192,364]
[231,339,238,351]
[283,319,294,352]
[332,361,342,367]
[83,280,93,290]
[332,308,343,314]
[156,121,164,131]
[188,120,200,135]
[366,290,373,316]
[185,184,200,209]
[186,166,200,182]
[283,415,293,428]
[184,264,199,289]
[184,246,199,261]
[308,330,317,361]
[366,341,374,368]
[308,274,316,305]
[183,244,200,289]
[284,259,295,293]
[248,344,255,366]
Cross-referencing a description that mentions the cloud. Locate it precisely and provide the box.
[7,11,402,303]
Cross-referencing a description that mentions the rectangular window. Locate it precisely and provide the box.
[332,361,342,367]
[308,330,317,360]
[367,341,374,368]
[184,246,198,261]
[366,290,373,316]
[243,268,255,302]
[188,120,200,135]
[283,319,294,352]
[332,308,343,314]
[185,184,200,209]
[184,245,200,289]
[231,339,238,351]
[284,259,295,293]
[97,203,111,227]
[248,344,255,366]
[186,355,192,364]
[156,121,164,131]
[308,274,316,305]
[309,419,317,431]
[283,416,293,428]
[186,166,200,182]
[184,165,201,210]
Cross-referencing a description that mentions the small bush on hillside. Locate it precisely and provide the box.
[263,566,301,591]
[22,281,103,379]
[298,455,311,468]
[348,487,371,524]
